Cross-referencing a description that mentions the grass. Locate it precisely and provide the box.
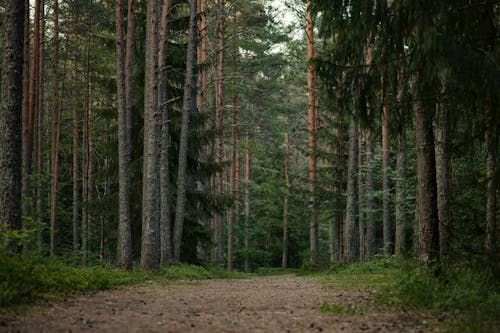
[0,250,248,310]
[313,258,500,333]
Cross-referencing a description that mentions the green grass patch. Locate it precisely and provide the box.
[314,258,499,333]
[0,250,249,309]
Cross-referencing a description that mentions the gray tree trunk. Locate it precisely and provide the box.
[141,0,160,269]
[382,103,393,255]
[358,127,365,260]
[116,0,133,270]
[158,0,173,265]
[0,0,24,236]
[173,0,198,262]
[244,132,251,272]
[365,126,376,258]
[345,118,358,263]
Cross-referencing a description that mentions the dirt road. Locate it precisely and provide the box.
[2,275,436,332]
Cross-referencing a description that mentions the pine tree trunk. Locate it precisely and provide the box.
[395,67,407,256]
[434,77,451,259]
[306,0,318,264]
[414,73,439,266]
[485,107,498,256]
[72,60,80,252]
[282,115,290,268]
[395,118,407,256]
[345,118,358,263]
[116,0,133,269]
[358,127,365,260]
[382,101,393,255]
[334,124,344,262]
[49,0,60,256]
[0,0,24,234]
[21,1,29,224]
[365,125,376,258]
[141,0,160,269]
[244,132,251,272]
[158,0,172,265]
[173,0,197,262]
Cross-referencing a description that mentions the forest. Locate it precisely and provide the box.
[0,0,498,332]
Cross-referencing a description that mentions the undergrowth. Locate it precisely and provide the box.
[0,250,246,308]
[317,258,500,333]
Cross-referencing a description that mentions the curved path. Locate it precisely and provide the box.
[3,275,436,332]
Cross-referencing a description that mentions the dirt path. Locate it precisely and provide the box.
[2,275,437,333]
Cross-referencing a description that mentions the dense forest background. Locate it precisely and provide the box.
[0,0,498,275]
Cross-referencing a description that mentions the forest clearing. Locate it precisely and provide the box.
[0,0,498,332]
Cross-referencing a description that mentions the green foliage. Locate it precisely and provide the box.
[386,261,500,332]
[0,250,250,308]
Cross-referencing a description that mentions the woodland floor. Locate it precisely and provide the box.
[1,275,440,333]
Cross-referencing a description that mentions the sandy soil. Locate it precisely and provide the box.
[1,275,439,333]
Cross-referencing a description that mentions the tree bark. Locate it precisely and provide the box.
[306,0,318,264]
[282,114,290,268]
[173,0,198,262]
[485,107,498,256]
[116,0,133,269]
[434,87,451,259]
[158,0,172,265]
[345,118,358,263]
[382,101,393,255]
[0,0,24,235]
[72,60,80,253]
[358,127,365,260]
[244,132,251,272]
[414,72,439,266]
[141,0,160,269]
[395,67,407,256]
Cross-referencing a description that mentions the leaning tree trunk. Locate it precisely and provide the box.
[173,0,197,262]
[0,0,24,235]
[141,0,160,269]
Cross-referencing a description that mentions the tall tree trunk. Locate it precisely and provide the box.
[214,0,226,267]
[49,0,60,256]
[358,127,365,260]
[333,123,344,262]
[158,0,172,265]
[173,0,197,262]
[21,0,29,225]
[72,60,80,253]
[306,0,318,264]
[434,77,451,259]
[116,0,134,269]
[345,118,359,263]
[0,0,24,235]
[23,0,42,219]
[485,107,498,257]
[414,72,439,266]
[282,114,290,268]
[244,132,251,272]
[382,99,393,255]
[395,67,407,256]
[141,0,160,269]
